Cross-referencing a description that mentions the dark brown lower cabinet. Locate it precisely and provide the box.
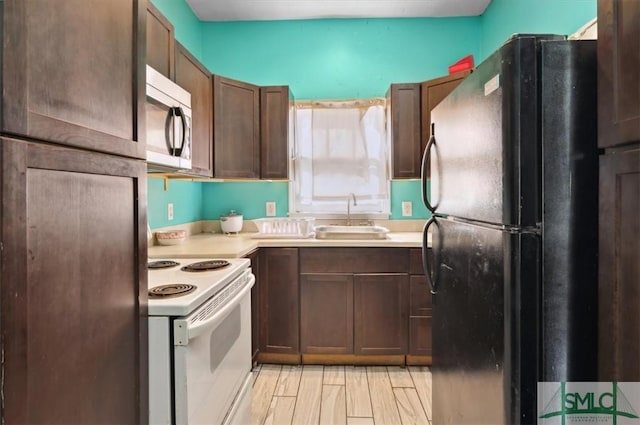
[0,137,147,424]
[258,248,299,360]
[599,149,640,381]
[354,273,409,355]
[300,273,354,354]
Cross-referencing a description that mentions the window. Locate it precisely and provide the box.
[290,98,389,218]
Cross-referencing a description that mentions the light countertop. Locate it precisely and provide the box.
[148,231,428,259]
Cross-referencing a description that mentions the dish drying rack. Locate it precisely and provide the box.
[252,218,315,239]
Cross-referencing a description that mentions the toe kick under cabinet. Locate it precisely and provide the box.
[257,247,431,366]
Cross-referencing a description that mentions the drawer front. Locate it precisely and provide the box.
[409,248,427,275]
[300,248,409,273]
[409,316,432,356]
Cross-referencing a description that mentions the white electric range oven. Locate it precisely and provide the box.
[147,258,254,425]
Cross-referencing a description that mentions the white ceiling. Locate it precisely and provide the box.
[185,0,493,21]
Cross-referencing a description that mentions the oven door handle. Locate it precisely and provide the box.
[174,273,255,346]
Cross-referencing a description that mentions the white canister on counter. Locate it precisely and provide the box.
[220,210,243,234]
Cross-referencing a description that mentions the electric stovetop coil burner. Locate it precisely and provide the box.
[148,260,181,269]
[181,260,231,272]
[149,284,197,298]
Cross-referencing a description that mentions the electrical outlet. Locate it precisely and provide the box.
[167,203,174,220]
[266,201,276,217]
[401,201,412,217]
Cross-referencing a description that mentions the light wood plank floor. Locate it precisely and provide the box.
[230,365,432,425]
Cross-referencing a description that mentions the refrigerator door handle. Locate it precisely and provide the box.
[423,216,440,294]
[421,123,436,213]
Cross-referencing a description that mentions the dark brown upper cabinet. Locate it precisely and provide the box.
[260,86,290,179]
[146,0,175,80]
[1,0,145,159]
[175,42,213,177]
[214,76,261,178]
[598,0,640,149]
[388,83,422,179]
[421,71,472,155]
[387,72,471,179]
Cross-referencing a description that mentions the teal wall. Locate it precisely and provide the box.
[197,180,431,221]
[479,0,596,60]
[202,181,289,220]
[390,180,431,220]
[147,0,596,229]
[201,18,481,99]
[150,0,203,58]
[148,178,203,228]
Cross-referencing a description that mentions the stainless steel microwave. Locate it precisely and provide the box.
[145,65,192,172]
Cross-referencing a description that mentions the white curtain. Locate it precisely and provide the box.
[291,98,389,216]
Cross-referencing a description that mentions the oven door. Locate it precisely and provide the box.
[173,270,255,425]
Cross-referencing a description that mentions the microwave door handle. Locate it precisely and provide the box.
[172,106,187,156]
[164,107,176,155]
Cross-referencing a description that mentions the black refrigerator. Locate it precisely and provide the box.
[421,35,599,425]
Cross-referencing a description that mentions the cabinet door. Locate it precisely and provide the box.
[259,248,299,354]
[175,42,213,177]
[0,138,148,424]
[599,149,640,381]
[260,86,289,179]
[300,274,353,354]
[214,76,260,178]
[389,83,422,178]
[598,0,640,148]
[410,317,433,357]
[420,71,471,155]
[354,273,409,355]
[146,0,175,80]
[2,0,145,159]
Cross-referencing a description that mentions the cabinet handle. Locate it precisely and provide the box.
[421,123,436,213]
[423,217,440,295]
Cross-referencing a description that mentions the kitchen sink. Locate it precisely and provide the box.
[314,225,389,240]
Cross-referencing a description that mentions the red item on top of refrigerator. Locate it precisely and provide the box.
[448,55,474,74]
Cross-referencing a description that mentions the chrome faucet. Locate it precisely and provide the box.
[347,193,357,225]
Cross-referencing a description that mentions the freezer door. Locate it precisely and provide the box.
[431,217,507,424]
[429,35,561,226]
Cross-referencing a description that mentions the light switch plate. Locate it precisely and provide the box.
[401,201,412,217]
[266,201,276,217]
